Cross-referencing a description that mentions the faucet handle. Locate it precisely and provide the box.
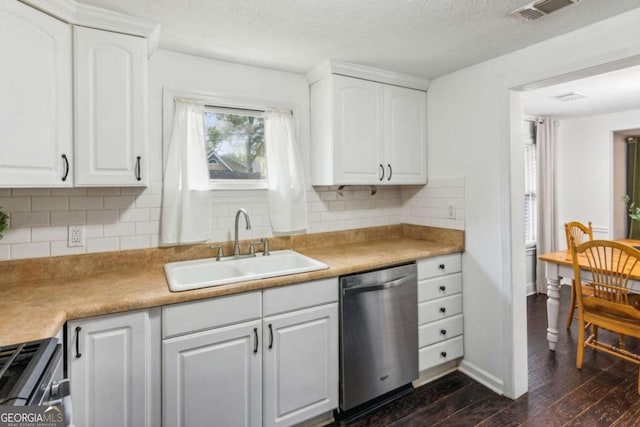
[261,238,270,256]
[210,245,224,261]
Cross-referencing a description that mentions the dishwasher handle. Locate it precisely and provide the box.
[342,275,415,295]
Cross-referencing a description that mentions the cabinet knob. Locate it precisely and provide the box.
[439,264,445,270]
[439,307,446,314]
[439,285,446,292]
[440,329,447,335]
[440,351,447,358]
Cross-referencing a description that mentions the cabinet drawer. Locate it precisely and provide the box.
[162,291,261,339]
[418,254,461,279]
[419,336,464,371]
[419,314,463,347]
[418,273,462,302]
[263,278,338,317]
[418,294,462,324]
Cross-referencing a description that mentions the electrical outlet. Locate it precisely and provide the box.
[68,225,84,247]
[447,203,456,220]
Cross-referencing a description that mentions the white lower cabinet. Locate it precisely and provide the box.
[263,303,338,427]
[162,279,339,427]
[417,254,464,372]
[66,308,161,427]
[163,320,262,427]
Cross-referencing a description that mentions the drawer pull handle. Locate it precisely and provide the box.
[440,351,447,358]
[439,264,445,270]
[379,164,385,181]
[439,285,446,292]
[440,307,446,314]
[440,329,447,335]
[268,324,274,349]
[75,326,82,358]
[253,328,258,354]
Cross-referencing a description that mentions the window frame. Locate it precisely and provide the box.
[162,89,300,192]
[523,120,537,248]
[203,105,268,190]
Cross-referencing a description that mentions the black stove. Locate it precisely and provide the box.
[0,338,63,406]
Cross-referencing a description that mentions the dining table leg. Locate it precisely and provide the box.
[545,262,561,351]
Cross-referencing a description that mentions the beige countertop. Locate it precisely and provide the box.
[0,225,463,346]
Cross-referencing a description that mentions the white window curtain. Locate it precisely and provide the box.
[264,109,307,232]
[160,100,211,245]
[536,117,558,293]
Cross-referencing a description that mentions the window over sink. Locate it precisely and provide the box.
[204,107,268,189]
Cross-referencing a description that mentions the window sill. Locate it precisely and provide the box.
[209,180,268,191]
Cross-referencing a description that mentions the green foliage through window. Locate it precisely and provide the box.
[204,108,266,182]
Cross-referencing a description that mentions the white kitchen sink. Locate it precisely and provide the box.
[164,250,329,292]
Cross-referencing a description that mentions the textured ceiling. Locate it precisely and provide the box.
[77,0,640,79]
[522,64,640,118]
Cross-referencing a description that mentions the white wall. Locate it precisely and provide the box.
[427,7,640,398]
[555,109,640,249]
[0,49,465,259]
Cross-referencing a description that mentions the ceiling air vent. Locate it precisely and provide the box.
[509,0,580,21]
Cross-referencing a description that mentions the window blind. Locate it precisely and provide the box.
[524,121,537,246]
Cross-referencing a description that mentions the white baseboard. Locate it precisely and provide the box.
[457,359,505,396]
[526,282,537,296]
[413,360,460,388]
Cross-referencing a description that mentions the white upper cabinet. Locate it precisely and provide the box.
[330,76,385,184]
[74,27,148,186]
[309,61,428,186]
[384,85,427,184]
[0,0,73,187]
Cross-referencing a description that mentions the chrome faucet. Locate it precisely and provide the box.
[233,209,252,258]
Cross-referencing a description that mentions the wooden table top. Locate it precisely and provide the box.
[538,239,640,279]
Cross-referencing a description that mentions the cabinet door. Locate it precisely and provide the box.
[67,309,160,427]
[384,85,427,184]
[163,320,262,427]
[332,75,384,184]
[74,26,147,186]
[263,303,338,427]
[0,1,72,187]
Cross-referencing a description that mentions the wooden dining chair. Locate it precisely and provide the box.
[570,239,640,394]
[565,221,594,328]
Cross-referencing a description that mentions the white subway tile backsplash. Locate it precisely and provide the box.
[136,221,159,235]
[0,190,11,197]
[11,242,49,259]
[51,211,86,226]
[10,212,50,228]
[104,222,135,237]
[12,189,51,197]
[87,237,119,253]
[32,226,67,242]
[120,235,151,250]
[119,208,150,223]
[87,188,121,196]
[0,197,31,212]
[70,197,103,211]
[1,228,30,244]
[87,210,119,225]
[51,188,88,196]
[0,176,465,260]
[135,195,162,208]
[104,196,135,210]
[32,197,68,212]
[51,241,86,256]
[0,245,9,260]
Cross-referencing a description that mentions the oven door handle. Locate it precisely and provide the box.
[342,275,415,295]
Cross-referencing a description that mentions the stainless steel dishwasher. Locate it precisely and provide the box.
[339,263,418,415]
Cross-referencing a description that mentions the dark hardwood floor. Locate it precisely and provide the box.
[326,286,640,426]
